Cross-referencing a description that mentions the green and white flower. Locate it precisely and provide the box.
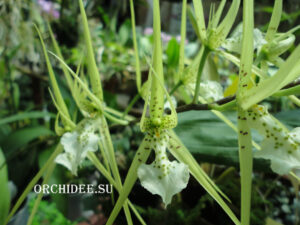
[246,105,300,174]
[55,118,101,175]
[137,130,189,206]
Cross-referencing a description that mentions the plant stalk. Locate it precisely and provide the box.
[192,45,210,103]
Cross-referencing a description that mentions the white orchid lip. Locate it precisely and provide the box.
[246,105,300,174]
[137,131,189,206]
[55,118,101,175]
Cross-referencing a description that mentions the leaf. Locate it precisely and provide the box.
[38,146,68,214]
[0,111,55,126]
[4,145,63,225]
[0,148,10,225]
[166,38,180,67]
[275,109,300,127]
[118,20,130,45]
[12,83,20,110]
[1,126,55,155]
[174,110,270,171]
[265,218,284,225]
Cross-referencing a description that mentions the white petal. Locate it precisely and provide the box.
[55,153,77,175]
[57,118,101,175]
[199,80,223,102]
[138,161,189,206]
[290,127,300,144]
[249,105,300,174]
[255,139,300,175]
[81,132,100,158]
[60,132,79,154]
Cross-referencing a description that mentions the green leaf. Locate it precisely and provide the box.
[118,20,130,45]
[12,83,20,110]
[166,38,180,67]
[0,111,55,126]
[0,148,10,225]
[1,126,55,154]
[38,146,68,214]
[174,110,269,171]
[4,145,63,225]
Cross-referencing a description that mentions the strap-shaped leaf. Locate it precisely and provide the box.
[0,148,10,225]
[4,145,63,225]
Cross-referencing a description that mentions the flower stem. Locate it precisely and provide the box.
[122,92,141,119]
[192,45,210,104]
[170,80,183,95]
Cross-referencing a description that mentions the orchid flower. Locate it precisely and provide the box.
[232,0,300,110]
[106,1,240,225]
[192,0,240,50]
[136,0,189,207]
[246,105,300,175]
[55,118,101,175]
[186,0,240,103]
[222,0,300,72]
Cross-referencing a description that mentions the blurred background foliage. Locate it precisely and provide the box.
[0,0,300,225]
